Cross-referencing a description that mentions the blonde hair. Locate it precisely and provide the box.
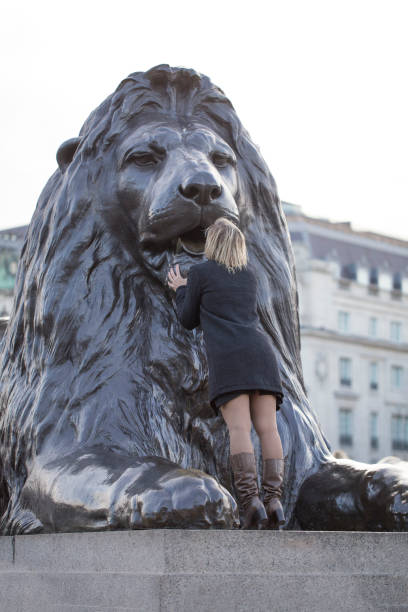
[204,217,247,273]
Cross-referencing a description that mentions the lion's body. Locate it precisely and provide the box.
[5,65,394,536]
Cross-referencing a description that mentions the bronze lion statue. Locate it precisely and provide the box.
[0,65,407,534]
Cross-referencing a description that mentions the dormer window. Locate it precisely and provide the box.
[369,267,378,285]
[341,263,357,281]
[393,272,402,291]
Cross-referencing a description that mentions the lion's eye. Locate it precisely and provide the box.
[211,152,234,169]
[125,153,159,167]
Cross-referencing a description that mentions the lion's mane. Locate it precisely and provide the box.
[0,65,331,532]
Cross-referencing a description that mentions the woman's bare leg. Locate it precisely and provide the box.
[222,394,268,529]
[250,392,283,459]
[220,394,253,455]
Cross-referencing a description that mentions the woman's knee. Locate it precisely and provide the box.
[252,418,278,438]
[226,420,252,436]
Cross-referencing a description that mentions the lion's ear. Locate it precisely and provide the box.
[56,137,81,173]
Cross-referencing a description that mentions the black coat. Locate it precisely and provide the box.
[175,259,283,411]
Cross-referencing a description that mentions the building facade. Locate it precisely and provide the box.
[284,202,408,462]
[0,226,27,317]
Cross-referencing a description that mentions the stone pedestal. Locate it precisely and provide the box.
[0,529,407,611]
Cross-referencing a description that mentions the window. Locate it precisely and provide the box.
[339,408,353,445]
[341,263,357,281]
[393,272,402,291]
[369,362,378,390]
[391,415,408,451]
[369,267,379,285]
[391,365,403,389]
[390,321,402,342]
[370,412,379,449]
[339,357,352,387]
[338,311,350,333]
[368,317,377,337]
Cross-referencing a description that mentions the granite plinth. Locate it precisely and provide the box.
[0,529,407,611]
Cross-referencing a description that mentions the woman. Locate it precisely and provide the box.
[167,217,285,530]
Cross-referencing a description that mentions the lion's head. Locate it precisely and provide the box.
[54,66,274,286]
[0,66,332,529]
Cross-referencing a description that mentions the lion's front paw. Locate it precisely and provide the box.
[112,465,239,529]
[296,458,408,531]
[363,461,408,531]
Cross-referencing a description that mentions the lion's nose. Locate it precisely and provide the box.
[179,173,222,206]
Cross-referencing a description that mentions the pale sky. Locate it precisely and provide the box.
[1,0,407,239]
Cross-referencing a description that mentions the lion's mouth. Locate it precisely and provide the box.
[177,226,206,256]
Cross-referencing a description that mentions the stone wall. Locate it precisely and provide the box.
[0,529,407,611]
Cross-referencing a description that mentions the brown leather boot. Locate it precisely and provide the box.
[230,452,268,529]
[262,458,286,529]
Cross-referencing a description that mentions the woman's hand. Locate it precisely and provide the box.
[167,264,187,291]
